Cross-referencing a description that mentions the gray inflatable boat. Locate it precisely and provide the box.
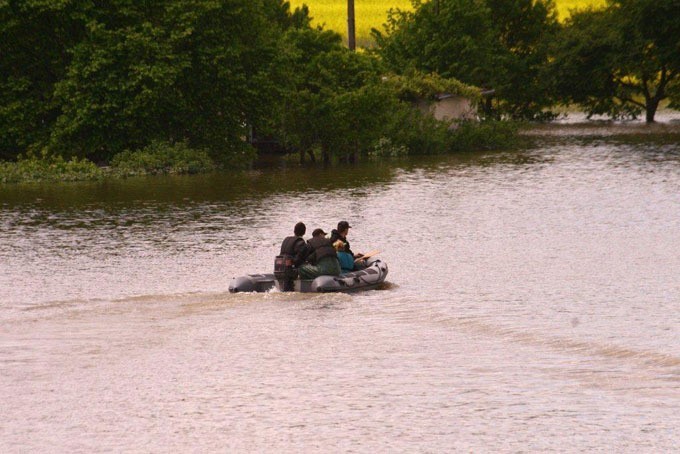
[229,258,388,293]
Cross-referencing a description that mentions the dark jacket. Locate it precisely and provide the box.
[279,235,307,267]
[329,229,353,256]
[304,236,337,265]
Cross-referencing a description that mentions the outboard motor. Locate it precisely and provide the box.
[274,255,298,291]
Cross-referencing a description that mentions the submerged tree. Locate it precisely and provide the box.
[275,28,396,163]
[273,27,477,162]
[548,0,680,122]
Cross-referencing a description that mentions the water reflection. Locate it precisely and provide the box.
[0,162,399,208]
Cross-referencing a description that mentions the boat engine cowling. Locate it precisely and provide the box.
[274,255,297,291]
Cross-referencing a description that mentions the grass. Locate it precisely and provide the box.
[0,142,218,184]
[290,0,607,44]
[0,154,104,184]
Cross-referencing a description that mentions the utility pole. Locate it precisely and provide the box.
[347,0,356,51]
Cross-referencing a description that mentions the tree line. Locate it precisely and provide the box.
[375,0,679,122]
[1,0,678,170]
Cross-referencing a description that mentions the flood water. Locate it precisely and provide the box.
[1,121,680,452]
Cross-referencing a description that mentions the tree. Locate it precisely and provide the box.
[1,0,303,165]
[0,1,87,159]
[548,0,680,122]
[372,0,559,119]
[274,26,401,163]
[49,19,187,161]
[48,0,288,164]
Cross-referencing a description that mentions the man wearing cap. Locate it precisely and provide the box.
[298,228,341,279]
[329,220,355,257]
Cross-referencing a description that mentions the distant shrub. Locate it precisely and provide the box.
[368,137,409,157]
[384,71,481,103]
[110,141,216,176]
[387,107,454,155]
[449,120,521,152]
[0,152,103,184]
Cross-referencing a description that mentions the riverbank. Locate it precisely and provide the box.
[0,121,518,185]
[0,141,217,185]
[3,115,679,185]
[522,110,680,138]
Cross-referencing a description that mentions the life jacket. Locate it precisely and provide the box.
[280,236,305,257]
[275,236,306,288]
[305,236,337,265]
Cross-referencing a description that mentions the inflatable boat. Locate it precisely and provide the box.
[229,257,388,293]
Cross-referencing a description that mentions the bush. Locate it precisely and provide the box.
[110,141,216,176]
[449,120,521,152]
[387,107,454,155]
[0,153,103,184]
[368,137,409,158]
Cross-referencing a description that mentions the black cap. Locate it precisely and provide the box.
[338,220,351,230]
[312,228,327,237]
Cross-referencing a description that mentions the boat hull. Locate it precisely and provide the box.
[229,259,388,293]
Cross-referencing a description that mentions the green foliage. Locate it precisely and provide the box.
[273,26,493,161]
[368,137,409,157]
[1,0,522,172]
[275,31,401,161]
[373,0,559,119]
[1,0,298,165]
[110,141,217,176]
[50,20,187,161]
[547,7,637,119]
[321,83,403,158]
[0,0,87,160]
[449,120,521,152]
[548,0,680,122]
[286,1,606,42]
[263,13,520,160]
[0,153,103,184]
[0,141,226,184]
[385,106,455,155]
[383,70,480,102]
[369,117,521,156]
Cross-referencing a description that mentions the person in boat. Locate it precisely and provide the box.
[275,222,309,291]
[279,221,308,267]
[333,240,355,274]
[329,220,366,269]
[329,220,354,256]
[298,228,341,279]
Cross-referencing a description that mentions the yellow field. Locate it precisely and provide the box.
[289,0,606,44]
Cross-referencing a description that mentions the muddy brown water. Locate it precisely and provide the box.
[1,120,679,452]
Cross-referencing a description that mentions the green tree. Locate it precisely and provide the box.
[49,0,288,164]
[0,0,87,159]
[322,83,402,162]
[275,26,399,163]
[549,0,680,122]
[2,0,303,165]
[373,0,559,119]
[269,26,343,162]
[50,19,187,161]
